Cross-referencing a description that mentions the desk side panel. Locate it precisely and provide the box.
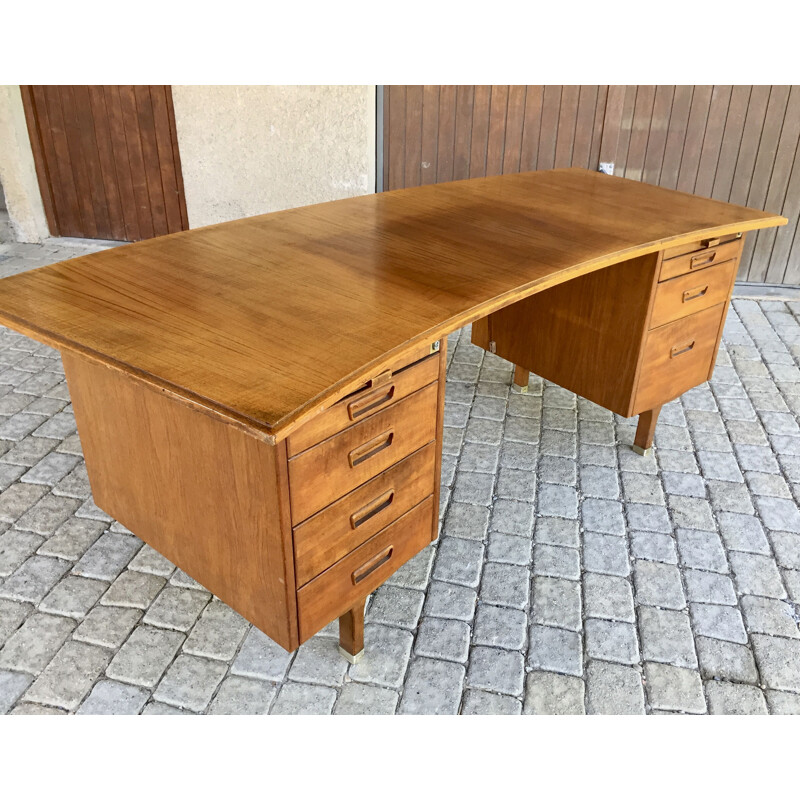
[62,352,298,651]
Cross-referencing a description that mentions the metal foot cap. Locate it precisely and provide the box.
[338,645,364,664]
[632,444,652,457]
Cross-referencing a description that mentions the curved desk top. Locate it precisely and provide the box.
[0,168,786,442]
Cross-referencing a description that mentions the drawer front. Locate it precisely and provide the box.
[297,496,434,642]
[635,304,725,412]
[293,442,436,586]
[650,259,736,329]
[289,382,438,523]
[659,238,741,282]
[287,347,439,457]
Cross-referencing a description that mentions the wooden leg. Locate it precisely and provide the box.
[633,405,662,456]
[338,598,365,663]
[513,365,530,393]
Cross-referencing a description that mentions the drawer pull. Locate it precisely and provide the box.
[670,340,696,358]
[701,237,722,248]
[682,285,709,303]
[350,490,395,529]
[690,251,716,270]
[348,430,394,467]
[347,384,396,420]
[352,546,394,584]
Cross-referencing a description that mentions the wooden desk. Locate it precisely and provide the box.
[0,168,785,662]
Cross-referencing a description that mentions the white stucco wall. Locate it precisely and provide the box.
[0,85,49,242]
[171,85,376,229]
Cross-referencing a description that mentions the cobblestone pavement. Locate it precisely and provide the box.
[1,238,800,715]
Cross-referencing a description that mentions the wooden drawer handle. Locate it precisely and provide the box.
[701,237,722,248]
[670,340,696,358]
[347,384,396,420]
[682,285,709,303]
[352,546,394,584]
[348,430,394,467]
[350,490,395,529]
[690,251,716,270]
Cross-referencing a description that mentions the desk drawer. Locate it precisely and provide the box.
[288,382,438,523]
[635,304,725,412]
[659,238,741,282]
[293,442,436,586]
[650,259,736,329]
[297,496,433,642]
[287,346,439,457]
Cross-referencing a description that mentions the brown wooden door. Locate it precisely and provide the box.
[21,86,189,242]
[383,86,800,286]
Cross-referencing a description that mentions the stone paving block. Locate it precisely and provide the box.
[584,619,639,665]
[72,532,141,581]
[14,493,81,535]
[643,662,706,713]
[582,498,626,536]
[230,627,293,682]
[487,531,532,566]
[331,682,397,715]
[756,496,800,533]
[527,624,583,677]
[104,571,169,611]
[77,679,150,715]
[153,654,227,712]
[206,675,277,714]
[675,529,728,573]
[580,466,620,500]
[385,546,435,591]
[718,512,771,555]
[728,551,786,599]
[499,441,537,470]
[734,444,780,473]
[765,690,800,714]
[0,482,48,524]
[537,483,578,519]
[683,570,737,605]
[705,682,768,715]
[399,658,465,714]
[74,497,113,523]
[1,669,34,715]
[533,543,580,581]
[73,606,142,650]
[39,575,107,619]
[751,635,800,693]
[0,597,31,648]
[689,603,747,644]
[34,411,77,442]
[0,554,70,603]
[0,463,25,492]
[695,636,758,683]
[633,561,686,610]
[697,451,744,483]
[770,531,800,570]
[37,517,106,562]
[365,586,426,632]
[495,468,536,503]
[0,529,43,576]
[585,661,645,715]
[473,604,527,651]
[24,640,110,711]
[534,517,579,548]
[538,455,576,486]
[415,617,470,663]
[740,596,800,639]
[20,452,81,487]
[582,532,630,577]
[105,625,185,689]
[629,531,678,565]
[348,625,414,689]
[490,499,535,536]
[626,503,671,533]
[0,412,49,442]
[183,600,250,661]
[661,471,706,499]
[622,473,665,506]
[707,480,755,514]
[270,682,337,714]
[668,496,716,531]
[638,607,697,668]
[579,443,617,468]
[423,581,477,621]
[657,449,699,475]
[452,472,494,506]
[127,544,175,577]
[461,689,522,715]
[7,703,68,715]
[532,576,581,630]
[746,472,792,499]
[523,671,585,714]
[480,562,530,609]
[583,572,635,623]
[287,637,349,687]
[433,537,484,588]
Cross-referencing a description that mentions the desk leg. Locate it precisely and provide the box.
[633,405,662,456]
[338,598,365,663]
[513,365,530,393]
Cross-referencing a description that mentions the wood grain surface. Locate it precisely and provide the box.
[0,168,785,442]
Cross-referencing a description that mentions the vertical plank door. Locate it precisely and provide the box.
[21,85,189,241]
